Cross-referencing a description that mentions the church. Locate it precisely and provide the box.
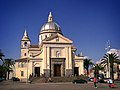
[15,12,85,80]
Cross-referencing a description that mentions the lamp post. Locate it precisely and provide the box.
[105,40,110,78]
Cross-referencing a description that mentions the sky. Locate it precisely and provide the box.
[0,0,120,63]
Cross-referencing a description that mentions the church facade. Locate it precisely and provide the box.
[15,12,84,80]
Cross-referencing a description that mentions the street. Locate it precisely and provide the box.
[0,80,120,90]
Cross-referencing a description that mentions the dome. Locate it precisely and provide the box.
[41,22,61,31]
[40,12,62,34]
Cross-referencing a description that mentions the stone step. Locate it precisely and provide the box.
[33,75,88,83]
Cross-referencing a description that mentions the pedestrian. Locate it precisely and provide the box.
[29,74,34,84]
[93,77,97,88]
[48,77,52,82]
[42,73,47,83]
[29,74,32,83]
[108,78,114,88]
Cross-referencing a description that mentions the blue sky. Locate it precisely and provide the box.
[0,0,120,62]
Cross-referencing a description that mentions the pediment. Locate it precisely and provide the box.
[42,33,73,44]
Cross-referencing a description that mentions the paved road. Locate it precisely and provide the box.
[0,80,120,90]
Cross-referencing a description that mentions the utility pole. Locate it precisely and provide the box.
[105,40,110,78]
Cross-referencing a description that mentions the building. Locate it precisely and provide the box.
[15,12,84,81]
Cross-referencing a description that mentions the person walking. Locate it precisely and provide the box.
[29,74,34,84]
[42,73,47,83]
[48,77,52,82]
[29,74,32,83]
[108,78,114,88]
[93,77,97,88]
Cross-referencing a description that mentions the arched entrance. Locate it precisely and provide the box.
[34,63,40,77]
[35,67,40,77]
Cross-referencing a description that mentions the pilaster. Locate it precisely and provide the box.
[47,47,50,69]
[66,69,72,76]
[69,47,72,69]
[65,47,69,69]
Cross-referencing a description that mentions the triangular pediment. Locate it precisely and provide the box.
[42,33,73,44]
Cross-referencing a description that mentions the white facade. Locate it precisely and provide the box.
[15,12,84,80]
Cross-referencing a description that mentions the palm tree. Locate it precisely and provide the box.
[101,53,119,80]
[0,49,5,61]
[93,64,104,78]
[3,58,14,80]
[0,65,4,77]
[0,65,8,79]
[0,49,5,78]
[84,58,94,76]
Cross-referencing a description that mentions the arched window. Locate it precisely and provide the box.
[18,62,24,68]
[51,33,53,36]
[21,71,24,76]
[45,35,47,38]
[24,42,28,47]
[21,63,24,67]
[24,53,26,56]
[56,51,60,57]
[18,62,20,67]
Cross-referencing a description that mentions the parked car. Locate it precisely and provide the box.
[98,79,107,83]
[103,78,110,83]
[88,77,94,82]
[0,77,4,82]
[11,77,20,81]
[72,79,87,84]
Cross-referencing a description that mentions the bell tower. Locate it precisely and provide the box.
[21,30,31,58]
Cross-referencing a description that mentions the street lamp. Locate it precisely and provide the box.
[105,40,110,78]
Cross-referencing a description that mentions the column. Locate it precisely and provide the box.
[69,47,72,69]
[47,47,50,69]
[42,46,47,72]
[65,47,69,69]
[79,60,84,75]
[29,61,33,75]
[46,47,50,76]
[66,47,72,76]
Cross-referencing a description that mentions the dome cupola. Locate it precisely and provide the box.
[40,12,62,34]
[39,12,62,44]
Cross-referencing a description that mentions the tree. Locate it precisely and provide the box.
[84,58,94,76]
[3,58,14,80]
[101,53,119,80]
[0,65,8,79]
[93,64,104,78]
[0,65,4,77]
[0,49,5,61]
[0,49,5,78]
